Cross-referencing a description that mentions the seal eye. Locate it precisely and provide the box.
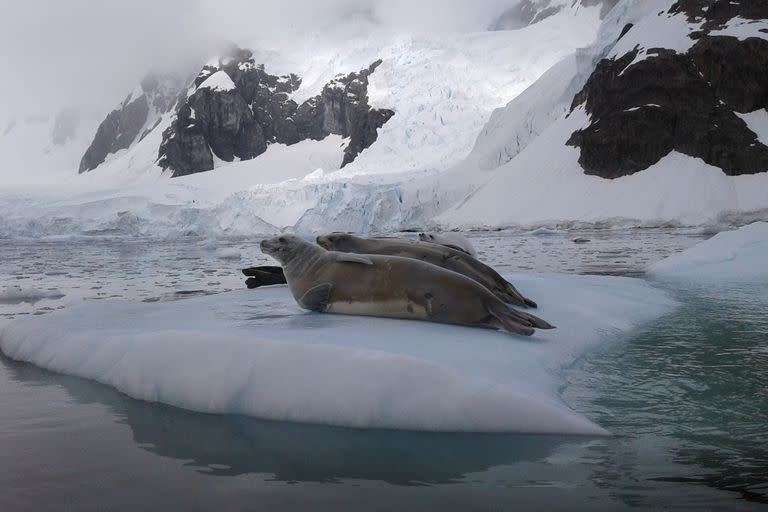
[278,237,286,243]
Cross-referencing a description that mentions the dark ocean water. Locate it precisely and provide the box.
[1,229,766,511]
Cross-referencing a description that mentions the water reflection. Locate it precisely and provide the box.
[2,354,570,485]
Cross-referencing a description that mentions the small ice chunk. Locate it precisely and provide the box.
[0,286,65,304]
[649,222,768,281]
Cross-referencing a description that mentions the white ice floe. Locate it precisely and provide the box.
[0,272,673,434]
[648,222,768,281]
[0,286,65,303]
[216,247,242,260]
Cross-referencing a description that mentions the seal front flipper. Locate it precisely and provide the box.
[300,283,333,312]
[242,266,287,288]
[242,265,285,277]
[335,254,374,265]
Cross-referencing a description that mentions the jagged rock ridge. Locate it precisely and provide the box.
[79,74,184,173]
[567,0,768,179]
[158,48,394,177]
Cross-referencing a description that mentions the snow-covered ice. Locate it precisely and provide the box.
[649,222,768,281]
[216,247,242,260]
[0,273,674,434]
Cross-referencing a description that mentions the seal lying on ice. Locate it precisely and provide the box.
[316,233,537,308]
[418,232,477,257]
[260,235,553,336]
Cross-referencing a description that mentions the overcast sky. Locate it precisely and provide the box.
[0,0,514,118]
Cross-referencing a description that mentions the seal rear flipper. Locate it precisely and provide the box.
[485,301,535,337]
[300,283,333,312]
[515,310,555,330]
[335,254,374,265]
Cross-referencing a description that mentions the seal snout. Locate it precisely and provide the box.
[260,237,279,257]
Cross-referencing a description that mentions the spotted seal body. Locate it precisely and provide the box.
[316,233,537,308]
[260,235,553,336]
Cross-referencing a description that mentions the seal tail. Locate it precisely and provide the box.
[485,300,554,336]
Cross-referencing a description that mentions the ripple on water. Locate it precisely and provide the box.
[5,230,763,509]
[565,281,768,503]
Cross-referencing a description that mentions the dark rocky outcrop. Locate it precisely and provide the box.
[79,73,183,173]
[317,61,395,167]
[158,48,394,177]
[566,4,768,179]
[79,94,149,173]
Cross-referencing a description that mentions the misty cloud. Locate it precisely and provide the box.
[0,0,515,118]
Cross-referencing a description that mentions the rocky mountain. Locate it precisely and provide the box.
[567,0,768,178]
[79,46,394,179]
[434,0,768,228]
[158,48,393,177]
[8,0,766,237]
[79,74,184,173]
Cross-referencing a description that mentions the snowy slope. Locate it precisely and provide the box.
[0,109,100,188]
[0,3,603,238]
[435,0,768,229]
[437,110,768,229]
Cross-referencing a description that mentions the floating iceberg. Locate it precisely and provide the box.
[649,222,768,281]
[0,272,673,434]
